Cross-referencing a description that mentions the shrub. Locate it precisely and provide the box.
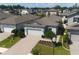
[36,13,46,17]
[63,30,69,42]
[41,35,45,38]
[0,28,3,33]
[11,29,25,38]
[18,29,25,38]
[11,29,18,36]
[44,27,55,39]
[56,23,65,35]
[32,48,40,55]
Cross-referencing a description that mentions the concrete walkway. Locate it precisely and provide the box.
[2,35,40,55]
[0,32,11,41]
[0,47,8,54]
[70,34,79,55]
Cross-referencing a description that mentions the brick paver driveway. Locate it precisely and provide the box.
[70,34,79,55]
[2,35,40,55]
[0,32,11,41]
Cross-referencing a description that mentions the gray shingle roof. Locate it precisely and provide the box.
[0,13,12,20]
[0,13,62,28]
[59,11,78,18]
[36,15,62,27]
[24,15,62,28]
[67,24,79,30]
[0,14,40,25]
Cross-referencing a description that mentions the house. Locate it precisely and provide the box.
[0,12,62,37]
[24,15,62,36]
[45,9,62,16]
[20,9,29,15]
[59,11,79,26]
[0,14,40,33]
[2,10,10,14]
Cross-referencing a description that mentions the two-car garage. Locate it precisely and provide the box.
[24,27,44,37]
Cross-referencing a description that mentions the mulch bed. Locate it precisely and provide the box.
[39,40,52,47]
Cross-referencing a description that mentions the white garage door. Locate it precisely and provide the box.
[28,29,43,36]
[4,27,14,32]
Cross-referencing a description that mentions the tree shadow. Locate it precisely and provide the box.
[55,42,62,47]
[68,39,73,45]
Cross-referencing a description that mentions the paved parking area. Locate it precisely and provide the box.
[0,32,11,41]
[70,34,79,55]
[2,35,40,55]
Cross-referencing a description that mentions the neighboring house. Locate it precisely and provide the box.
[62,9,70,13]
[67,12,79,25]
[24,15,62,36]
[20,9,29,15]
[59,11,79,26]
[45,9,57,16]
[45,9,61,16]
[2,10,10,14]
[0,14,40,33]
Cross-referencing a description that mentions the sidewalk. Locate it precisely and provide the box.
[70,34,79,55]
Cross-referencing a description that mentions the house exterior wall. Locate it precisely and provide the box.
[16,23,24,30]
[52,27,56,34]
[21,10,29,15]
[46,11,57,16]
[0,24,16,32]
[24,26,57,36]
[67,14,79,25]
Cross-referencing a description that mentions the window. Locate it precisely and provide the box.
[73,17,79,23]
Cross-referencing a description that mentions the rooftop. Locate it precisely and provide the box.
[0,14,40,25]
[24,15,62,28]
[67,24,79,30]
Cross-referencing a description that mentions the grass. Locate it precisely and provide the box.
[32,42,70,55]
[0,35,21,48]
[54,45,70,55]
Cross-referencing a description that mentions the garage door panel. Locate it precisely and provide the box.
[4,27,15,32]
[27,29,43,37]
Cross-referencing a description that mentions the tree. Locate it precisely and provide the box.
[54,5,61,9]
[56,22,65,35]
[0,28,3,33]
[11,29,18,36]
[44,27,55,39]
[0,5,25,10]
[11,29,25,38]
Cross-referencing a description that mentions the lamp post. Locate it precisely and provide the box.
[51,37,56,55]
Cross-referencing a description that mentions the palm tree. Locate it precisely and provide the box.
[56,20,65,45]
[56,17,70,51]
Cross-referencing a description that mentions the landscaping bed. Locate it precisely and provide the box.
[0,35,21,48]
[31,40,70,55]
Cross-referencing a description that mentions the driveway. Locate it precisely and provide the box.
[2,35,40,55]
[70,34,79,55]
[0,32,11,41]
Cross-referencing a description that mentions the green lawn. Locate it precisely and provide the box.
[32,43,70,55]
[0,35,21,48]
